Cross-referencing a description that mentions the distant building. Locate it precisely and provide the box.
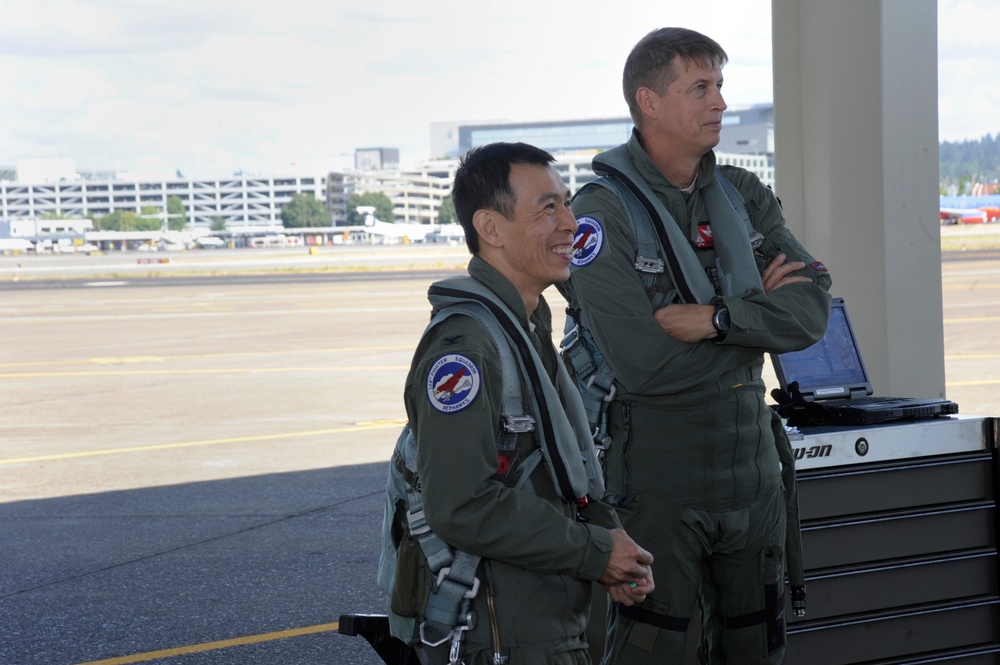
[0,174,327,227]
[2,108,775,232]
[355,147,400,171]
[430,104,774,161]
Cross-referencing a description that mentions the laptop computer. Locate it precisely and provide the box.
[770,298,959,427]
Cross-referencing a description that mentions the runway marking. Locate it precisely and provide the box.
[946,378,1000,387]
[72,621,342,664]
[0,420,406,465]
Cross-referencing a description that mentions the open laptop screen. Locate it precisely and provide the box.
[773,300,871,399]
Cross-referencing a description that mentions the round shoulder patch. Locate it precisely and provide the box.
[571,216,604,267]
[426,354,482,413]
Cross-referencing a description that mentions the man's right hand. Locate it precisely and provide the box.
[600,529,655,606]
[762,253,810,293]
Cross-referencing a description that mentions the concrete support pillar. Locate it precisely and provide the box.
[771,0,946,397]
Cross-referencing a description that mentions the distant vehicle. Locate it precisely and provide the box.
[194,236,227,248]
[76,243,100,254]
[249,234,301,248]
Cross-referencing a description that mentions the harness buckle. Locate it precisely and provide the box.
[435,567,481,599]
[502,415,536,433]
[562,323,581,351]
[634,256,664,274]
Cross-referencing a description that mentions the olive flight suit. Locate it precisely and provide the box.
[562,131,832,665]
[403,256,623,665]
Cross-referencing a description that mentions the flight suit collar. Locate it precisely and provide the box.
[627,128,719,196]
[467,255,552,337]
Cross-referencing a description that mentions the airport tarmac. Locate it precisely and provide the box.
[1,244,998,664]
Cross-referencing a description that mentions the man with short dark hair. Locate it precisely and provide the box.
[393,142,654,664]
[560,29,832,664]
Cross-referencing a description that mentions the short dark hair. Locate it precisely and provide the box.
[451,142,556,254]
[623,27,728,126]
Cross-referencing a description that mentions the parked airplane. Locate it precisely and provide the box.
[358,206,434,243]
[940,207,990,224]
[0,238,35,253]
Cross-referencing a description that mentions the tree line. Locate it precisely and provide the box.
[940,133,999,194]
[279,191,456,228]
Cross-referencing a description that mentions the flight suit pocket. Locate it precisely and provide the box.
[603,401,634,505]
[390,535,431,618]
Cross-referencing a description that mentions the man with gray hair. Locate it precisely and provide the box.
[559,28,832,664]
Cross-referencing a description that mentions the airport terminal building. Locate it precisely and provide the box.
[2,106,774,234]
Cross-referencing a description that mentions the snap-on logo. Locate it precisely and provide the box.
[793,444,833,460]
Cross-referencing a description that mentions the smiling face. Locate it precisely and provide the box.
[479,163,577,311]
[642,57,728,161]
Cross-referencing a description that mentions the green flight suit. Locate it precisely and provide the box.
[404,256,623,665]
[562,131,832,665]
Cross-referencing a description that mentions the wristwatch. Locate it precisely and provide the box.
[712,303,731,341]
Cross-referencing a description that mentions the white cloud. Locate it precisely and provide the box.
[0,0,993,176]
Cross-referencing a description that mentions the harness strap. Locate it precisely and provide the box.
[584,176,664,303]
[618,604,690,632]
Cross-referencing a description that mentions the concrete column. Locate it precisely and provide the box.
[772,0,946,398]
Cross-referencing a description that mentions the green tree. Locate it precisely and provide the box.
[346,191,394,226]
[211,216,227,232]
[94,210,159,232]
[281,193,329,228]
[438,196,456,224]
[167,196,187,231]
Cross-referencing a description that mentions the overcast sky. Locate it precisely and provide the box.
[0,0,995,178]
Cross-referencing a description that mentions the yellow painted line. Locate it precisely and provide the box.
[0,366,408,378]
[73,621,341,664]
[0,420,406,465]
[946,379,1000,387]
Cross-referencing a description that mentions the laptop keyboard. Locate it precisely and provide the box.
[823,396,904,407]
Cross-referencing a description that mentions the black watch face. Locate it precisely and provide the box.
[717,307,731,332]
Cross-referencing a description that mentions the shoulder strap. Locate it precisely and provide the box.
[578,178,668,307]
[715,166,751,231]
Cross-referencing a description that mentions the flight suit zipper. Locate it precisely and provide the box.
[484,576,506,664]
[619,402,631,504]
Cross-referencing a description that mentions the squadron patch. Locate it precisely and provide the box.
[810,261,829,272]
[695,222,714,249]
[571,216,604,267]
[426,354,481,413]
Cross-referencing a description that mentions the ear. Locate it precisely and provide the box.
[472,209,504,249]
[636,86,659,121]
